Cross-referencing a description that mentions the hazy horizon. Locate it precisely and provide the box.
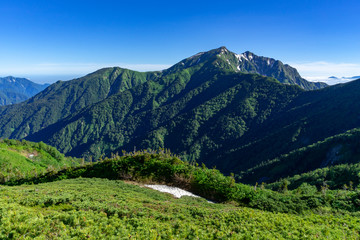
[2,57,359,85]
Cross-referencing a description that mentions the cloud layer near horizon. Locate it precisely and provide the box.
[290,61,360,84]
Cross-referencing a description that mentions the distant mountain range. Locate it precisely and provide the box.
[2,46,360,185]
[0,76,49,105]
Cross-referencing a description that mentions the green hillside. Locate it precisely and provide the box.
[0,139,79,183]
[8,150,360,214]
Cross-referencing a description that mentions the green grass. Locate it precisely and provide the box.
[2,149,360,238]
[0,177,359,239]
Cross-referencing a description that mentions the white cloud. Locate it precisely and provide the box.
[0,62,172,76]
[289,61,360,84]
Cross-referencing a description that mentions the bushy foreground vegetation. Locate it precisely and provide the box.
[0,139,79,183]
[6,150,360,215]
[1,178,359,239]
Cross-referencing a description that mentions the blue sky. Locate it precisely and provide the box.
[0,0,359,84]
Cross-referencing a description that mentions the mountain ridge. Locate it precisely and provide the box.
[166,46,327,90]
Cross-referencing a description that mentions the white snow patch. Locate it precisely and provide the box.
[235,54,243,62]
[236,53,249,61]
[145,184,199,198]
[248,54,253,61]
[226,59,231,65]
[237,65,241,71]
[267,59,270,66]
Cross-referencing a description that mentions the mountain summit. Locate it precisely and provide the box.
[166,47,327,90]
